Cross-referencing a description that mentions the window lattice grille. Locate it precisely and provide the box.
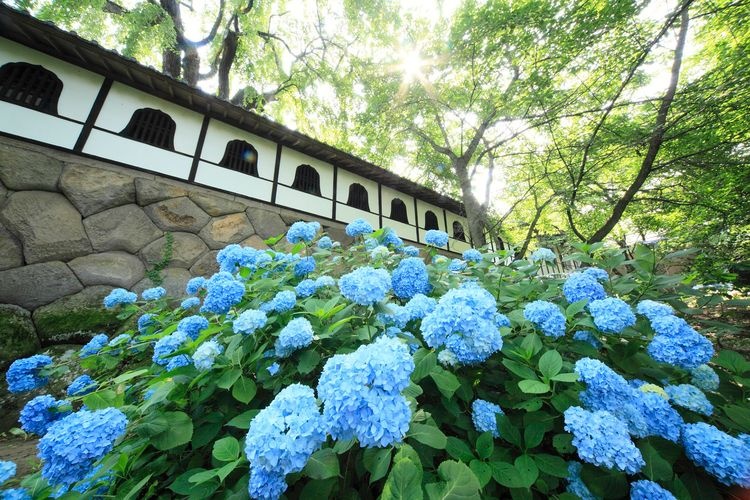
[390,199,409,224]
[453,221,466,241]
[0,62,63,114]
[424,210,439,230]
[219,140,259,176]
[291,164,321,196]
[346,183,370,211]
[120,108,176,150]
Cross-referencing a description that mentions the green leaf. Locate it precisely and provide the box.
[520,333,542,358]
[412,349,438,382]
[469,460,492,488]
[533,454,569,478]
[429,366,461,398]
[297,350,321,375]
[299,479,337,500]
[523,422,546,449]
[552,433,574,454]
[152,411,193,451]
[363,447,392,483]
[638,441,673,482]
[446,437,475,462]
[122,473,152,500]
[502,359,539,380]
[497,415,522,448]
[303,448,340,480]
[212,436,240,462]
[724,404,750,430]
[169,469,218,497]
[518,380,551,394]
[565,300,588,318]
[82,389,122,409]
[113,368,149,385]
[513,398,543,412]
[189,469,217,484]
[475,432,494,460]
[225,410,258,429]
[538,350,563,378]
[514,455,538,488]
[231,376,257,404]
[382,457,424,500]
[490,461,525,489]
[427,460,481,500]
[216,459,241,482]
[580,464,628,499]
[408,423,447,449]
[550,372,579,383]
[216,368,242,389]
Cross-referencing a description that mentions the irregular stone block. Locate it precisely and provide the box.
[135,178,188,206]
[59,163,136,217]
[0,142,63,191]
[189,191,246,216]
[189,250,219,277]
[144,197,210,233]
[0,261,83,310]
[68,251,145,289]
[141,232,208,269]
[0,223,23,271]
[0,191,92,264]
[133,267,192,300]
[83,204,162,253]
[32,285,120,345]
[245,207,287,239]
[241,234,270,250]
[199,213,254,250]
[0,304,40,369]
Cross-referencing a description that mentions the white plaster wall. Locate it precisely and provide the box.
[446,212,469,240]
[276,185,333,219]
[336,169,378,212]
[84,129,192,179]
[450,239,472,253]
[278,147,334,199]
[416,200,446,231]
[0,101,82,148]
[0,40,103,122]
[200,120,276,180]
[381,186,414,226]
[335,203,379,229]
[94,83,203,155]
[383,219,419,243]
[194,162,272,201]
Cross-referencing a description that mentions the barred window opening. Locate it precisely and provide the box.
[291,164,321,196]
[453,221,466,241]
[120,108,176,150]
[424,210,439,230]
[219,140,258,176]
[346,183,370,211]
[0,62,63,114]
[390,198,408,224]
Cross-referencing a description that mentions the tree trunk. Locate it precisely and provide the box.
[217,29,239,100]
[182,47,200,86]
[517,198,553,259]
[454,158,487,247]
[163,49,181,78]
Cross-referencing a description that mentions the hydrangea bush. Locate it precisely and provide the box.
[3,222,750,499]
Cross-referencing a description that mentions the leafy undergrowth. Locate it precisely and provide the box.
[1,221,749,500]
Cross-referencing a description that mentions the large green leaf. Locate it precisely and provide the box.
[523,422,546,450]
[490,461,525,489]
[446,437,475,462]
[469,460,492,488]
[212,436,241,462]
[430,366,461,398]
[297,350,321,375]
[538,350,563,378]
[303,448,340,480]
[518,380,551,394]
[502,359,539,380]
[497,415,522,448]
[580,464,628,499]
[408,423,447,449]
[231,376,257,404]
[425,460,481,500]
[637,441,673,482]
[363,447,392,483]
[514,455,538,488]
[533,454,568,478]
[412,349,437,382]
[152,411,193,451]
[475,432,494,460]
[382,458,424,500]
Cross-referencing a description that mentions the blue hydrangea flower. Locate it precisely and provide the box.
[370,245,389,260]
[286,221,320,244]
[563,406,644,474]
[690,364,720,392]
[177,315,209,340]
[636,300,673,321]
[102,288,137,309]
[421,284,503,365]
[275,318,314,358]
[6,354,53,393]
[137,313,155,333]
[200,272,245,314]
[107,334,131,355]
[318,337,414,447]
[364,237,378,250]
[80,334,108,358]
[471,399,503,437]
[1,488,30,500]
[153,331,190,370]
[270,290,297,312]
[646,318,714,369]
[339,267,391,305]
[449,259,467,272]
[665,384,713,415]
[217,244,262,273]
[425,230,448,247]
[562,273,606,304]
[495,313,511,328]
[315,276,335,288]
[345,218,374,237]
[233,309,268,335]
[294,256,316,277]
[463,249,482,263]
[402,246,420,257]
[391,257,430,300]
[630,480,676,500]
[295,279,318,298]
[141,286,166,301]
[437,349,458,367]
[582,267,609,282]
[383,229,403,248]
[0,460,16,485]
[66,375,97,397]
[530,248,556,262]
[405,294,437,321]
[588,298,636,334]
[567,462,599,500]
[524,301,566,339]
[193,339,223,371]
[317,236,333,249]
[181,297,201,309]
[682,422,750,487]
[573,330,602,348]
[38,408,128,488]
[185,276,206,295]
[245,384,326,499]
[267,363,280,376]
[19,395,71,436]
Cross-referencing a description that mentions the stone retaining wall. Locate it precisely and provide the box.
[0,136,352,366]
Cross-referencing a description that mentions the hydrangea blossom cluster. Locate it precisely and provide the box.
[294,256,316,277]
[573,330,601,348]
[233,309,268,335]
[200,272,245,314]
[38,408,128,488]
[102,288,137,309]
[462,249,482,263]
[682,422,750,487]
[66,374,97,397]
[424,230,448,247]
[566,462,598,500]
[185,276,206,295]
[382,229,403,248]
[391,257,430,299]
[345,218,374,237]
[275,318,314,358]
[152,331,190,371]
[0,461,16,485]
[471,399,503,437]
[316,236,333,249]
[421,284,503,364]
[318,336,414,447]
[370,245,389,260]
[177,315,209,340]
[141,286,166,301]
[6,354,53,393]
[630,480,676,500]
[137,313,155,333]
[664,384,713,415]
[402,246,420,257]
[448,259,467,272]
[690,364,720,391]
[263,290,297,313]
[523,301,566,339]
[582,267,609,282]
[635,300,673,321]
[295,279,318,298]
[562,273,606,304]
[181,297,200,309]
[192,339,224,371]
[405,293,437,321]
[339,267,391,305]
[529,247,556,262]
[267,363,280,376]
[588,298,636,334]
[286,221,320,243]
[217,244,266,273]
[646,314,713,369]
[563,406,644,473]
[79,334,108,358]
[245,384,326,500]
[19,395,71,435]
